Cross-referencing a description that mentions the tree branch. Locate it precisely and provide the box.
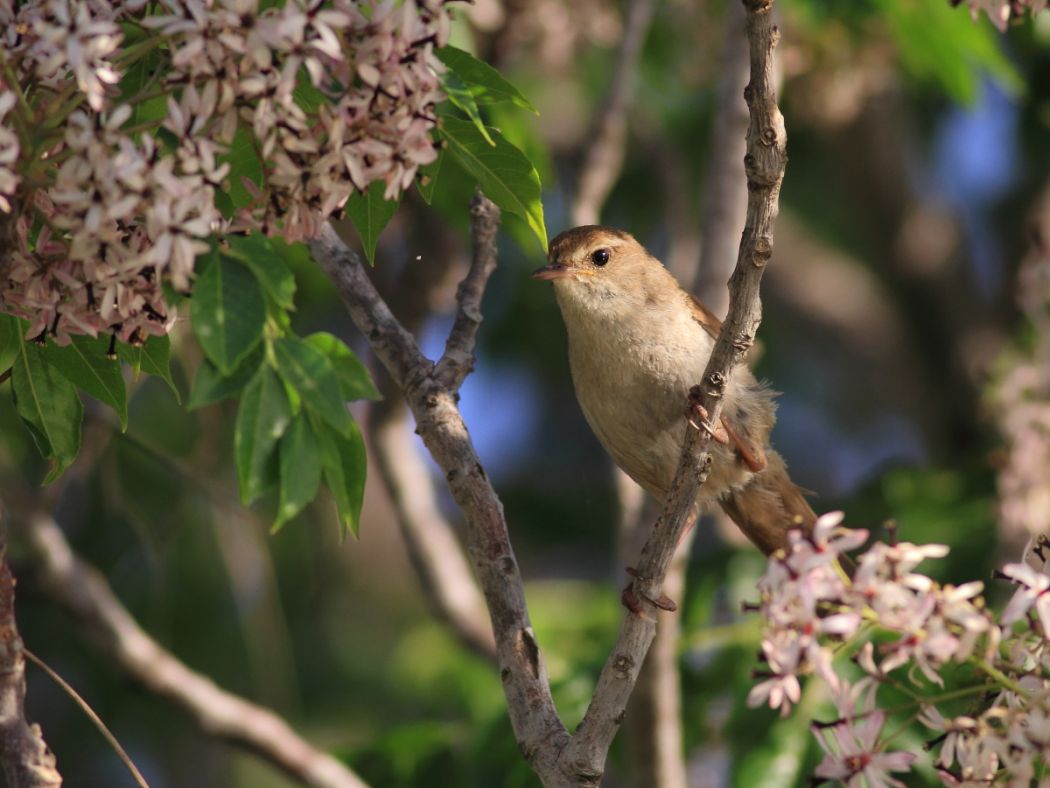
[308,222,571,782]
[309,2,786,779]
[367,399,496,661]
[0,530,62,788]
[434,191,502,391]
[570,0,656,226]
[360,200,495,661]
[19,512,369,788]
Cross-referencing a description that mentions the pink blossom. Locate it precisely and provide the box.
[814,711,917,787]
[1001,563,1050,634]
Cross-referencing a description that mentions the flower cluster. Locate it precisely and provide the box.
[748,515,1050,786]
[993,207,1050,547]
[0,0,450,345]
[957,0,1049,31]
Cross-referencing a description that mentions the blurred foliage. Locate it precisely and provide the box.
[1,0,1048,786]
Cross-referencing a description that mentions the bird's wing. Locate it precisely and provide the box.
[686,292,722,339]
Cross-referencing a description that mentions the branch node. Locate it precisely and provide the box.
[612,654,635,680]
[732,333,754,352]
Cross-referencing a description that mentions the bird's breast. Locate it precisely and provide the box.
[562,302,757,500]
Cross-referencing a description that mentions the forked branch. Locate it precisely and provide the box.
[308,2,786,783]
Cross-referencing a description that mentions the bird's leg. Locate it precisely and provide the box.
[621,567,678,615]
[686,385,729,444]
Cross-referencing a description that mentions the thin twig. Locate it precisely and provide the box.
[19,512,370,788]
[309,222,573,783]
[23,648,150,788]
[0,533,62,788]
[434,190,501,391]
[556,0,788,776]
[363,203,496,661]
[570,0,657,226]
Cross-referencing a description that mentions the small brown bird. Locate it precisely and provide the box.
[533,225,815,555]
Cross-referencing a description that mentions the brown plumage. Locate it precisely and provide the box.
[534,225,815,555]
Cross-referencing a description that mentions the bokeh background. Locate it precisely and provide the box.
[2,0,1049,785]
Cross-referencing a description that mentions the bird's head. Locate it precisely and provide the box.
[532,226,667,318]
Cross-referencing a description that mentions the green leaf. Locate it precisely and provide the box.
[119,50,168,128]
[435,46,538,113]
[234,366,293,505]
[272,336,352,436]
[416,149,443,205]
[274,414,322,531]
[11,339,83,483]
[44,335,128,429]
[219,125,265,213]
[117,334,179,402]
[0,313,21,373]
[438,116,547,249]
[293,72,328,115]
[268,237,314,271]
[345,180,400,265]
[441,70,496,146]
[304,332,381,402]
[187,344,264,411]
[226,234,297,310]
[318,416,367,539]
[191,250,266,375]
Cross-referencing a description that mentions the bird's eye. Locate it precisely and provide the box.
[591,248,610,266]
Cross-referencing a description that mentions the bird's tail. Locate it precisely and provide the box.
[718,450,816,555]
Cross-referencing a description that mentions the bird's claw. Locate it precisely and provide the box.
[684,400,729,445]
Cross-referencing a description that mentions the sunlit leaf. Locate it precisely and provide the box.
[318,415,367,539]
[441,70,496,145]
[878,0,1023,104]
[345,180,400,265]
[11,339,83,483]
[438,116,546,249]
[234,365,292,505]
[44,334,128,429]
[274,414,322,531]
[191,250,266,375]
[304,332,381,402]
[436,46,538,113]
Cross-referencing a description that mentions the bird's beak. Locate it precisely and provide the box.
[531,262,574,281]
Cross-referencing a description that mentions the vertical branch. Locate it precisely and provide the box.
[558,0,787,778]
[620,4,750,785]
[0,527,62,788]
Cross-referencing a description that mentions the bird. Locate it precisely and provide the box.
[532,225,815,555]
